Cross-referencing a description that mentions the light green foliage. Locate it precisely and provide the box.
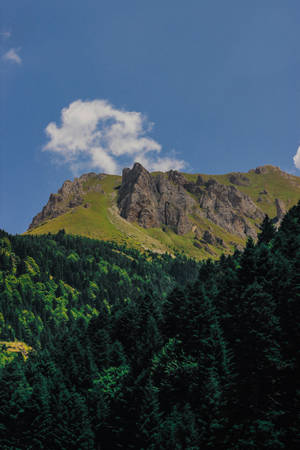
[152,338,197,377]
[88,281,99,301]
[42,293,56,312]
[86,255,94,264]
[24,256,40,277]
[92,365,130,399]
[62,280,79,301]
[67,251,80,262]
[0,238,17,274]
[103,298,111,314]
[0,341,33,363]
[111,264,131,288]
[53,296,69,323]
[0,347,15,368]
[46,277,58,292]
[3,274,18,294]
[70,308,82,321]
[19,273,34,297]
[35,316,44,334]
[0,237,12,250]
[98,258,109,275]
[118,268,131,287]
[70,304,99,321]
[19,310,36,334]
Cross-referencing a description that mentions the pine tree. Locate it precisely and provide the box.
[258,214,276,245]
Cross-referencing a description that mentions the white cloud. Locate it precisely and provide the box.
[44,99,186,174]
[135,154,186,172]
[0,31,11,39]
[2,48,22,64]
[293,146,300,169]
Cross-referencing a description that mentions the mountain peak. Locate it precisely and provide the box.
[26,164,300,259]
[250,164,282,174]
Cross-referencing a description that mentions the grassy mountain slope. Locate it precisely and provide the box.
[26,165,300,259]
[194,165,300,217]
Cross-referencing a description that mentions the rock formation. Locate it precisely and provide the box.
[29,173,104,229]
[229,173,250,186]
[274,198,286,225]
[29,163,298,247]
[118,163,265,238]
[196,179,265,238]
[118,163,195,234]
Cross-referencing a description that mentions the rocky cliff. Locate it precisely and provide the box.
[118,163,195,235]
[27,163,300,259]
[195,178,265,238]
[118,163,265,239]
[28,173,104,230]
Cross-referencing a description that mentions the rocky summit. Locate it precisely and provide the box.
[27,163,300,259]
[118,163,195,235]
[118,163,264,239]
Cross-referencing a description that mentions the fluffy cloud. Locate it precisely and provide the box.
[44,99,186,174]
[3,48,22,64]
[0,31,11,39]
[293,146,300,170]
[135,154,186,172]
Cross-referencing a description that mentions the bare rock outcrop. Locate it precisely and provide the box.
[167,170,188,186]
[202,230,216,245]
[197,179,265,238]
[29,173,104,230]
[118,163,265,239]
[201,230,224,247]
[229,173,250,186]
[274,198,286,225]
[29,163,274,243]
[118,163,195,234]
[249,164,282,175]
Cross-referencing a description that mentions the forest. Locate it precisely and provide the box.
[0,202,299,449]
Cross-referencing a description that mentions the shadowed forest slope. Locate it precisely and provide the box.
[0,202,300,448]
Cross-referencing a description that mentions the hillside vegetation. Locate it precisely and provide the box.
[26,165,300,259]
[0,202,299,448]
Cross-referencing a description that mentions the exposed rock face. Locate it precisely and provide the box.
[118,163,265,238]
[193,241,202,249]
[230,242,244,252]
[118,163,195,234]
[202,230,216,245]
[197,179,265,238]
[167,170,188,186]
[201,230,224,247]
[255,166,269,174]
[229,173,250,186]
[29,173,104,230]
[249,165,281,175]
[30,163,291,245]
[196,175,204,185]
[275,198,286,225]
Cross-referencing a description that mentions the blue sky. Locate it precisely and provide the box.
[1,0,300,234]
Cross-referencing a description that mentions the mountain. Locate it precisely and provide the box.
[26,163,300,258]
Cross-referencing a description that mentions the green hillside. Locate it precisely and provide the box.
[26,165,300,259]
